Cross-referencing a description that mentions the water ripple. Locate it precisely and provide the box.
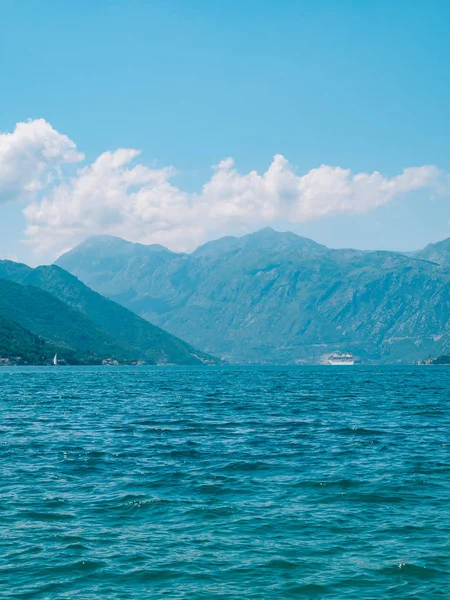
[0,365,449,598]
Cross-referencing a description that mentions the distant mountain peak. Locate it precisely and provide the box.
[72,234,173,252]
[240,227,328,252]
[85,234,124,243]
[253,226,277,235]
[192,228,327,258]
[423,236,450,250]
[413,236,450,267]
[73,234,133,249]
[49,229,450,364]
[57,236,179,267]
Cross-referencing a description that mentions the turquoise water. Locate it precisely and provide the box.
[1,366,449,599]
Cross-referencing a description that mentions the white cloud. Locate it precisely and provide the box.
[0,119,83,205]
[0,119,444,257]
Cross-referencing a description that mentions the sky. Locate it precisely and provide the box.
[0,0,449,265]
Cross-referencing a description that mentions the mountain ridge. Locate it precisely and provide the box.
[56,229,450,364]
[0,260,218,365]
[0,276,130,360]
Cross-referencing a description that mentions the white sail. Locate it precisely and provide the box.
[53,354,58,366]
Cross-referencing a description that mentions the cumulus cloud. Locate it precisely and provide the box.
[0,119,445,257]
[0,119,83,204]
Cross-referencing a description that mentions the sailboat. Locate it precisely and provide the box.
[53,354,58,366]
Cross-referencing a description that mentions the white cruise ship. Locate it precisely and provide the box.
[327,352,355,365]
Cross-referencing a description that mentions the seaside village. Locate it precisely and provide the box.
[0,356,149,366]
[0,357,21,366]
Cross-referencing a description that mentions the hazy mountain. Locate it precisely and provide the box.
[413,237,450,267]
[56,229,450,363]
[55,235,179,298]
[0,262,217,365]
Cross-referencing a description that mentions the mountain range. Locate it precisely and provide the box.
[56,228,450,363]
[0,262,216,365]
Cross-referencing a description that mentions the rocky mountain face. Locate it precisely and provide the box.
[413,237,450,267]
[56,229,450,363]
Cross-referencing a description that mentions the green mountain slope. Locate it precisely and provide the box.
[431,355,450,365]
[0,277,132,360]
[56,229,450,364]
[0,314,97,365]
[0,261,215,365]
[0,314,53,364]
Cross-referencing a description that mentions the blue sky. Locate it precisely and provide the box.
[0,0,449,264]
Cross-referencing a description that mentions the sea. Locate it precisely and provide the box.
[1,366,449,599]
